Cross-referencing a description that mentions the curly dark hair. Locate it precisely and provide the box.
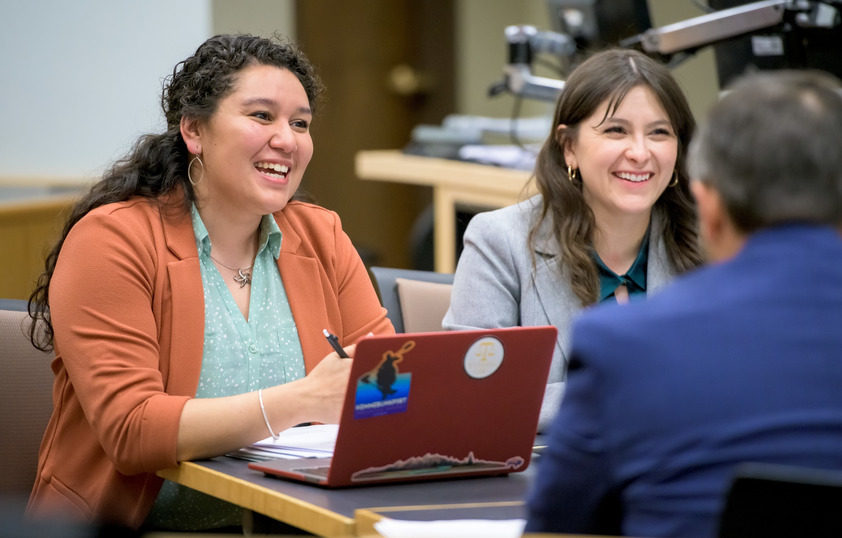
[529,48,703,306]
[28,33,325,351]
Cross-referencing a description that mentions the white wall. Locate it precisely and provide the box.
[0,0,718,184]
[210,0,294,41]
[0,0,210,182]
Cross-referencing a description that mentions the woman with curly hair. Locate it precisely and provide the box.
[26,34,392,531]
[444,49,703,430]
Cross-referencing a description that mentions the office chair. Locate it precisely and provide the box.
[718,462,842,538]
[0,299,54,499]
[369,266,454,333]
[0,299,28,312]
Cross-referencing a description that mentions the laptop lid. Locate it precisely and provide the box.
[249,326,557,487]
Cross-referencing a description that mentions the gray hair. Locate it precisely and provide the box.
[688,69,842,232]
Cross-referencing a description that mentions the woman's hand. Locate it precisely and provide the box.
[176,344,356,461]
[296,344,357,424]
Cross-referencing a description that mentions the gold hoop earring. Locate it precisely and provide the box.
[668,170,679,188]
[567,166,578,183]
[188,155,204,186]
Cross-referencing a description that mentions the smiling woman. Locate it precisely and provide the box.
[182,66,314,224]
[25,34,393,532]
[443,48,704,432]
[180,64,316,319]
[563,85,678,243]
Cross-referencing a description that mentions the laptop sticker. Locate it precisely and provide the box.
[463,336,504,379]
[351,452,526,482]
[354,340,415,419]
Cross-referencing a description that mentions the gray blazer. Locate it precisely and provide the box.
[443,195,676,431]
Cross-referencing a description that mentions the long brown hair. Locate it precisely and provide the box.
[529,48,703,306]
[28,34,324,351]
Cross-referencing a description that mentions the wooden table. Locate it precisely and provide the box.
[158,455,538,537]
[355,150,534,273]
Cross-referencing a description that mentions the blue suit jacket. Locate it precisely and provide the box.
[526,225,842,538]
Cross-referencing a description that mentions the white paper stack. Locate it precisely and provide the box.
[226,423,338,461]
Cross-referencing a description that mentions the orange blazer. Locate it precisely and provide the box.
[28,194,393,528]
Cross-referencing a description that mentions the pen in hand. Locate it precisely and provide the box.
[323,329,350,358]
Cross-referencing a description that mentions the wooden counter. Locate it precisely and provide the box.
[355,150,535,273]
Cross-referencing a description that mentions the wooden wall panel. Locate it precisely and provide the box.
[0,196,75,300]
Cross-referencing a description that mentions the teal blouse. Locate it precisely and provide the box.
[192,205,305,395]
[594,233,649,304]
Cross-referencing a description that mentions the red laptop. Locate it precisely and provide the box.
[248,326,557,487]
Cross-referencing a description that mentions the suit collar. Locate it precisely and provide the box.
[531,208,559,258]
[159,190,200,262]
[273,206,303,254]
[531,250,578,369]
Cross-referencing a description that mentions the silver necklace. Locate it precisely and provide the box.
[210,254,253,288]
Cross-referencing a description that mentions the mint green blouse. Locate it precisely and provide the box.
[146,205,305,531]
[192,205,305,395]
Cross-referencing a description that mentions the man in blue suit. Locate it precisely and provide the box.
[525,69,842,538]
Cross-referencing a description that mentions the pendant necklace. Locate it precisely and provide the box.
[210,255,253,288]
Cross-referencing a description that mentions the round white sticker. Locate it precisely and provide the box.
[463,336,504,379]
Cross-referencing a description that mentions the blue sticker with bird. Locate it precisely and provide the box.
[354,341,414,419]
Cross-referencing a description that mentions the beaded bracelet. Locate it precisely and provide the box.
[258,388,280,442]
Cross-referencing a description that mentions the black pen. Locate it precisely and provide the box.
[323,329,350,358]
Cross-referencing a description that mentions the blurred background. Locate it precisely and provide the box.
[1,0,839,298]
